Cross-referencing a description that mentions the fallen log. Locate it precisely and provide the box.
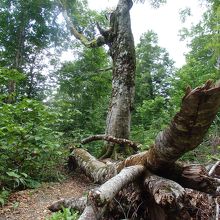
[50,80,220,219]
[89,165,145,207]
[68,148,117,183]
[48,197,87,212]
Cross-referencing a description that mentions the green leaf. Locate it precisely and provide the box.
[6,171,20,179]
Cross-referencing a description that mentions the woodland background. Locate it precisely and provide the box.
[0,0,219,218]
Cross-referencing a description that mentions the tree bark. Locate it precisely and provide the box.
[48,197,87,212]
[89,165,144,207]
[81,135,139,151]
[59,0,136,158]
[145,174,186,207]
[68,148,117,183]
[118,80,220,171]
[104,0,136,158]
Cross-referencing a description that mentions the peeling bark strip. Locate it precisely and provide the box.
[81,135,139,150]
[148,81,220,169]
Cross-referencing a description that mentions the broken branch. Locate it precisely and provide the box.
[89,165,145,207]
[209,161,220,176]
[81,134,140,150]
[58,0,106,48]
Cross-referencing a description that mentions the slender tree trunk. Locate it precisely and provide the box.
[7,15,25,103]
[103,0,136,158]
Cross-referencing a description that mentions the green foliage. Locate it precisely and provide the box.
[132,30,174,146]
[0,68,25,101]
[0,189,10,206]
[132,97,171,147]
[135,30,175,102]
[0,98,65,191]
[0,0,71,100]
[172,0,220,110]
[47,207,79,220]
[179,7,192,23]
[53,47,111,153]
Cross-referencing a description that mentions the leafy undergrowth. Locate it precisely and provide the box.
[47,207,79,220]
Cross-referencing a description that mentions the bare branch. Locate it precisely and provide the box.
[209,161,220,176]
[78,206,96,220]
[58,0,106,48]
[96,66,112,72]
[89,165,145,206]
[81,134,140,150]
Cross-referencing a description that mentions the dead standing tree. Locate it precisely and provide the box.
[50,81,220,219]
[59,0,136,159]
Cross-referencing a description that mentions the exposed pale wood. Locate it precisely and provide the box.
[209,161,220,176]
[78,205,96,220]
[89,165,145,207]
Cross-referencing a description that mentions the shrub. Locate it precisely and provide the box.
[0,99,65,191]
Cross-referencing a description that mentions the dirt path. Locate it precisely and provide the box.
[0,173,92,220]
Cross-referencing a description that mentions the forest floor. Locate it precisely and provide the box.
[0,169,219,220]
[0,172,92,220]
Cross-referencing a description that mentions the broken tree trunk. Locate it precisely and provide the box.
[50,80,220,219]
[118,80,220,171]
[103,0,136,159]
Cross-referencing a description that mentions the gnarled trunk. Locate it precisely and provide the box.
[59,0,136,158]
[103,0,136,158]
